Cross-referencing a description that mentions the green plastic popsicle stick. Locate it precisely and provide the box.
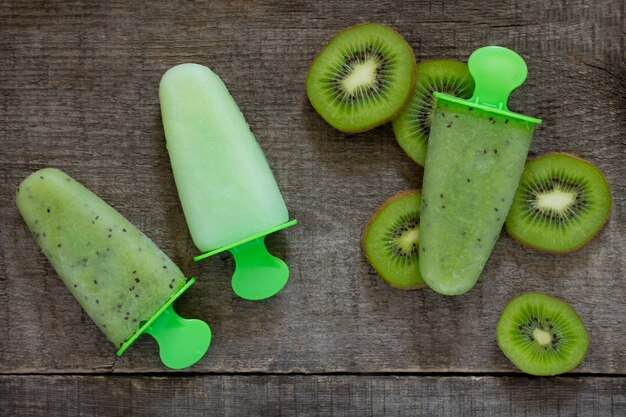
[434,46,541,124]
[116,278,211,369]
[143,305,211,370]
[468,45,527,111]
[194,219,297,301]
[229,236,289,300]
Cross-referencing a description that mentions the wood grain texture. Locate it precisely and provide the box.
[0,0,624,375]
[1,375,625,417]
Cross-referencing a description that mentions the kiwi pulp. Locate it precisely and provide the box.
[306,23,416,133]
[362,190,425,289]
[497,292,589,376]
[506,153,611,253]
[392,60,474,165]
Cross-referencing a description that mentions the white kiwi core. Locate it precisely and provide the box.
[533,328,553,346]
[342,60,379,93]
[397,229,419,250]
[536,188,576,212]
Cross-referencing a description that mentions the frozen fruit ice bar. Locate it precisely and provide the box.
[16,168,186,348]
[419,102,534,295]
[418,45,541,295]
[159,63,289,252]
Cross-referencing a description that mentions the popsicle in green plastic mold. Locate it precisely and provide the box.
[419,46,542,295]
[159,63,296,301]
[16,168,211,369]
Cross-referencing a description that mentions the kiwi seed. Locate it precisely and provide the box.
[506,152,611,253]
[306,23,416,133]
[497,292,589,376]
[392,59,474,165]
[362,190,425,290]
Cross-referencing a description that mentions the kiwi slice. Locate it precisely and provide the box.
[497,292,589,376]
[306,23,416,133]
[392,60,474,165]
[506,153,611,253]
[362,190,425,289]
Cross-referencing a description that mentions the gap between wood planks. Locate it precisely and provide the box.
[0,371,623,378]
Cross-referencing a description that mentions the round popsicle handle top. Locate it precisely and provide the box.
[230,236,289,301]
[144,304,212,369]
[468,46,528,111]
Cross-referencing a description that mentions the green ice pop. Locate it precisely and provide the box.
[16,168,211,368]
[160,64,290,252]
[160,63,296,300]
[419,46,541,295]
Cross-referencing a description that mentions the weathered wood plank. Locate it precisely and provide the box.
[0,0,624,373]
[1,375,624,417]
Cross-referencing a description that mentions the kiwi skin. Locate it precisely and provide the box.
[361,190,426,290]
[506,152,612,254]
[306,23,417,134]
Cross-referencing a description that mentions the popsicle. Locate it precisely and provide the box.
[16,168,211,368]
[419,46,542,295]
[159,63,296,301]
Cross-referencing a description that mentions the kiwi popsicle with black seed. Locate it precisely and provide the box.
[16,168,211,368]
[419,46,542,295]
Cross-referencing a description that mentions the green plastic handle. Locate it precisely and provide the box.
[229,236,289,301]
[434,46,541,124]
[143,305,212,369]
[467,46,528,111]
[194,219,297,301]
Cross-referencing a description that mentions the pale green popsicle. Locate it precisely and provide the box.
[160,64,289,252]
[160,63,296,301]
[419,46,541,295]
[16,168,211,367]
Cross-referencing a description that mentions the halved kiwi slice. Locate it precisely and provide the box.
[506,153,612,253]
[362,190,425,289]
[497,292,589,376]
[306,23,416,133]
[392,60,474,165]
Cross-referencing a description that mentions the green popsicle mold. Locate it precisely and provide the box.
[194,219,297,301]
[434,46,541,124]
[117,278,211,369]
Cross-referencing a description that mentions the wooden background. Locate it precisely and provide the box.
[1,0,624,415]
